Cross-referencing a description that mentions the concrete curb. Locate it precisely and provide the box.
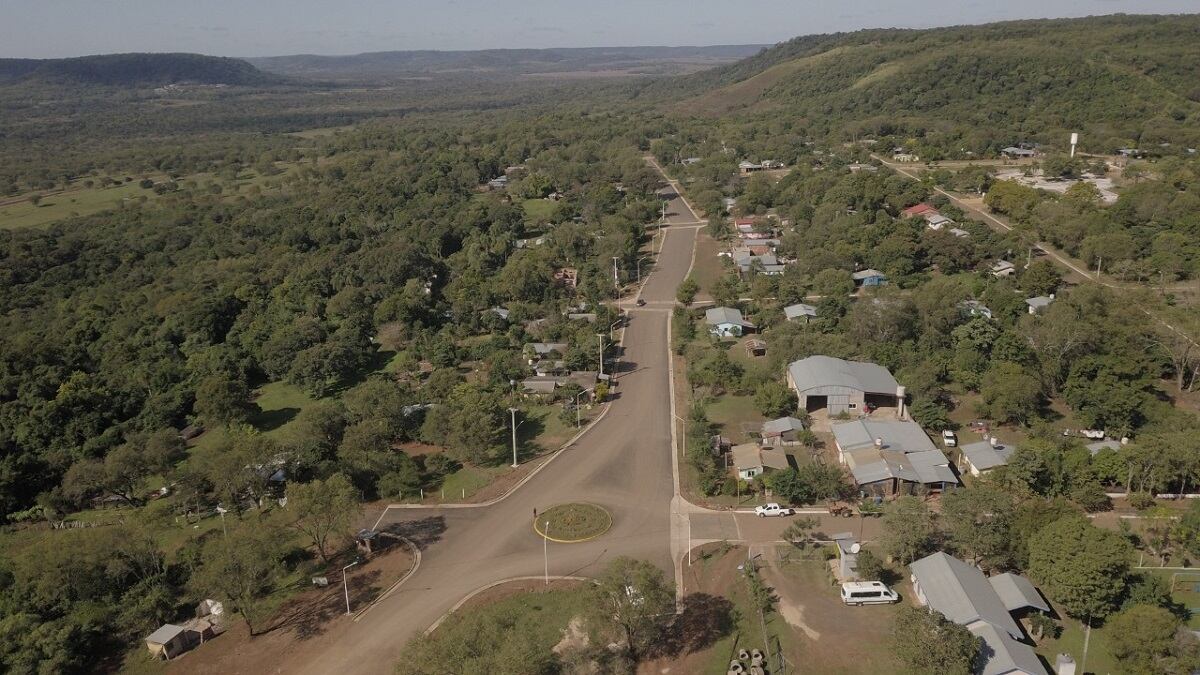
[352,536,421,622]
[423,575,593,636]
[531,503,613,543]
[370,401,614,524]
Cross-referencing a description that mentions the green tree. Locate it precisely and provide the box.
[676,276,699,305]
[1018,259,1062,296]
[891,606,980,675]
[286,473,361,564]
[587,556,674,663]
[1107,604,1200,674]
[940,485,1015,570]
[1027,516,1131,621]
[754,380,797,418]
[979,362,1042,425]
[196,523,287,635]
[812,268,854,297]
[881,496,936,564]
[854,548,888,583]
[194,374,255,427]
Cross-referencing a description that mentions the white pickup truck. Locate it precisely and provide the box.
[754,503,795,517]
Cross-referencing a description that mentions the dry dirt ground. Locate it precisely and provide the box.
[758,547,903,675]
[163,542,416,675]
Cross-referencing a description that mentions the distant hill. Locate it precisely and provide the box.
[247,45,767,81]
[0,53,281,87]
[644,14,1200,150]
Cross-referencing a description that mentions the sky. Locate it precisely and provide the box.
[2,0,1197,59]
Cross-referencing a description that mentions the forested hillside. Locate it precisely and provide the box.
[0,53,279,86]
[639,14,1200,154]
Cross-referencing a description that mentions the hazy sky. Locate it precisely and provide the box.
[2,0,1196,59]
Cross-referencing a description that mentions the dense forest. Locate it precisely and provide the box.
[3,12,1200,673]
[639,14,1200,155]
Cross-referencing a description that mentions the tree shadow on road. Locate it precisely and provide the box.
[652,592,735,658]
[380,515,447,550]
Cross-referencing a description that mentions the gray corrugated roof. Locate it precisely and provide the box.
[762,416,805,435]
[528,342,568,355]
[990,573,1050,613]
[731,443,761,471]
[784,303,818,319]
[146,624,186,644]
[760,447,792,470]
[960,440,1016,471]
[852,268,885,280]
[909,552,1022,638]
[1086,439,1122,456]
[1026,296,1054,309]
[969,622,1049,675]
[705,306,751,327]
[832,419,935,454]
[787,356,899,395]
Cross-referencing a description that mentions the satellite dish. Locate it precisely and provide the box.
[850,543,862,554]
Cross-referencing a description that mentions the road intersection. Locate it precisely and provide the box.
[287,158,824,675]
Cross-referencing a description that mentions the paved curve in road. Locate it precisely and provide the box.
[290,163,705,675]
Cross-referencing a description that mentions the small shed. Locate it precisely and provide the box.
[851,269,887,287]
[744,339,767,358]
[783,303,818,323]
[145,624,194,661]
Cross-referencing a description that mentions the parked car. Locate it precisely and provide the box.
[840,581,899,606]
[754,503,795,517]
[942,429,957,447]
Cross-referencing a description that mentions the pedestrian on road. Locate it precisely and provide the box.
[533,507,537,520]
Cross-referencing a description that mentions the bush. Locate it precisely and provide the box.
[1129,492,1156,510]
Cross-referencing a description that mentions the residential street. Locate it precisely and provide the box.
[283,158,741,675]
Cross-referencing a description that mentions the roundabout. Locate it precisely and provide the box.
[532,503,613,543]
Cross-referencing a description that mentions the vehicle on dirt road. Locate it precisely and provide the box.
[754,503,795,517]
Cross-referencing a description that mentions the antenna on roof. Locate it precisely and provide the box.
[1070,132,1079,158]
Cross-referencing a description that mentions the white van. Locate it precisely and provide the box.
[840,581,899,606]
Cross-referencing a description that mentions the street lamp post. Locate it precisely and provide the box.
[543,520,551,586]
[507,407,520,468]
[342,560,360,615]
[612,256,620,289]
[573,388,594,428]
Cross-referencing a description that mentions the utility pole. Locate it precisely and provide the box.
[612,256,620,289]
[507,407,520,468]
[597,333,605,377]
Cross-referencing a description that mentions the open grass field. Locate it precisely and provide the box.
[706,393,766,444]
[522,197,557,222]
[0,181,153,229]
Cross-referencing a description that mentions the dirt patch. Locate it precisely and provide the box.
[394,441,444,457]
[164,542,415,675]
[759,549,903,675]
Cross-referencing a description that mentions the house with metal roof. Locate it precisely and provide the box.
[851,268,887,287]
[1026,295,1055,314]
[909,552,1050,675]
[959,436,1017,476]
[925,213,954,230]
[960,300,993,320]
[991,260,1016,277]
[705,306,754,338]
[833,419,959,497]
[761,416,806,446]
[783,303,818,323]
[731,443,792,480]
[786,355,903,416]
[1086,439,1123,456]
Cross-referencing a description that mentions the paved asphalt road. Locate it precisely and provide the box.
[290,161,707,675]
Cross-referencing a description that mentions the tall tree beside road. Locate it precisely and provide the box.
[881,496,936,565]
[286,473,361,564]
[587,557,674,663]
[676,276,699,306]
[891,606,980,675]
[940,484,1016,571]
[197,524,287,635]
[1028,516,1131,621]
